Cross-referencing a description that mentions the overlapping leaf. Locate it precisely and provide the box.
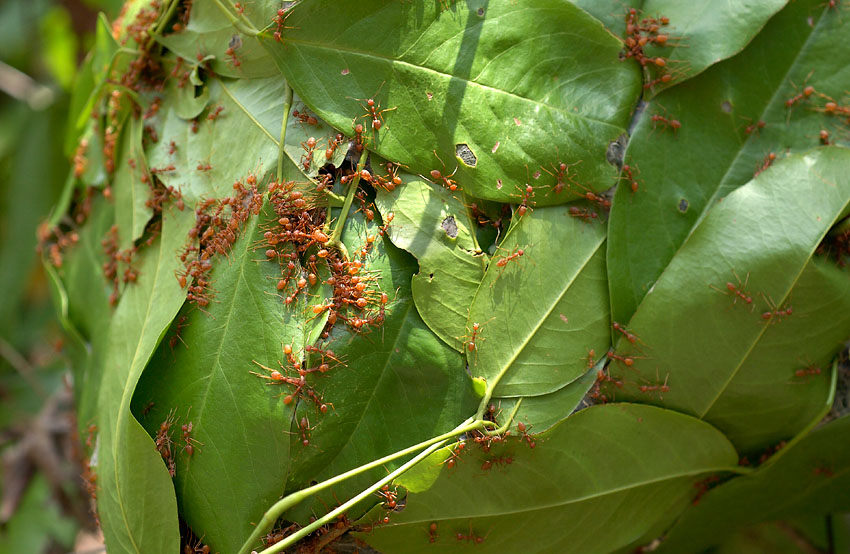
[112,117,153,249]
[264,0,641,205]
[374,175,486,351]
[281,213,478,520]
[156,0,278,79]
[606,149,850,454]
[360,404,738,554]
[132,199,326,553]
[95,207,194,554]
[608,0,850,323]
[468,206,609,397]
[656,414,850,553]
[147,77,292,203]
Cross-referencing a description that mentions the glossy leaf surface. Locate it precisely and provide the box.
[657,414,850,553]
[132,199,323,553]
[608,0,850,323]
[469,206,609,397]
[264,0,641,205]
[282,212,478,515]
[375,175,486,351]
[95,207,193,554]
[361,404,738,554]
[606,149,850,453]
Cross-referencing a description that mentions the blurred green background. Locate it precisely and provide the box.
[0,0,118,551]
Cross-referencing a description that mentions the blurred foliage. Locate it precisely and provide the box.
[0,0,118,550]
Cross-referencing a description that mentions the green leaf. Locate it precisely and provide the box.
[606,149,850,454]
[608,0,849,323]
[374,175,486,352]
[283,212,478,518]
[361,403,738,554]
[656,414,850,554]
[95,208,194,554]
[112,116,153,249]
[496,359,600,435]
[263,0,641,205]
[156,0,278,79]
[146,77,308,203]
[468,206,609,397]
[132,199,322,553]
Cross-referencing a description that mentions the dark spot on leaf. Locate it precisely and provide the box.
[477,8,485,16]
[441,216,458,239]
[678,198,689,212]
[229,34,242,50]
[429,273,434,279]
[455,144,477,167]
[721,101,733,113]
[606,134,628,167]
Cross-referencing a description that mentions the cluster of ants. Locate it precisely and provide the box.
[176,178,263,307]
[154,408,201,479]
[621,9,683,90]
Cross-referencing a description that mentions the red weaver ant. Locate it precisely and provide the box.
[638,371,670,398]
[568,205,600,223]
[794,363,822,379]
[494,245,525,269]
[516,420,536,449]
[621,163,641,194]
[760,295,792,324]
[442,441,466,469]
[650,110,681,134]
[350,83,397,130]
[292,109,318,126]
[710,270,754,310]
[612,321,640,344]
[430,150,459,191]
[428,522,438,543]
[754,152,776,177]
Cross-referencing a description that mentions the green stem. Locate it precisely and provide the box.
[261,439,449,554]
[328,149,368,257]
[277,85,293,183]
[147,0,179,50]
[211,0,259,36]
[237,417,482,554]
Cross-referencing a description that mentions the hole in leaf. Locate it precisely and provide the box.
[678,198,689,212]
[477,8,485,16]
[455,144,477,167]
[721,101,733,113]
[441,216,458,239]
[606,134,628,167]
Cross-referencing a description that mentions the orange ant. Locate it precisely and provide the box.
[621,163,641,194]
[292,109,318,126]
[794,363,822,379]
[515,183,535,216]
[785,84,817,108]
[207,105,224,121]
[516,420,536,449]
[638,371,670,398]
[606,349,636,367]
[612,321,640,344]
[741,117,766,135]
[350,84,396,130]
[540,156,581,195]
[428,522,438,543]
[430,150,459,191]
[197,162,212,172]
[650,109,681,134]
[494,245,525,269]
[301,136,317,171]
[710,270,754,310]
[568,205,600,223]
[442,441,466,469]
[760,294,792,324]
[754,151,776,177]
